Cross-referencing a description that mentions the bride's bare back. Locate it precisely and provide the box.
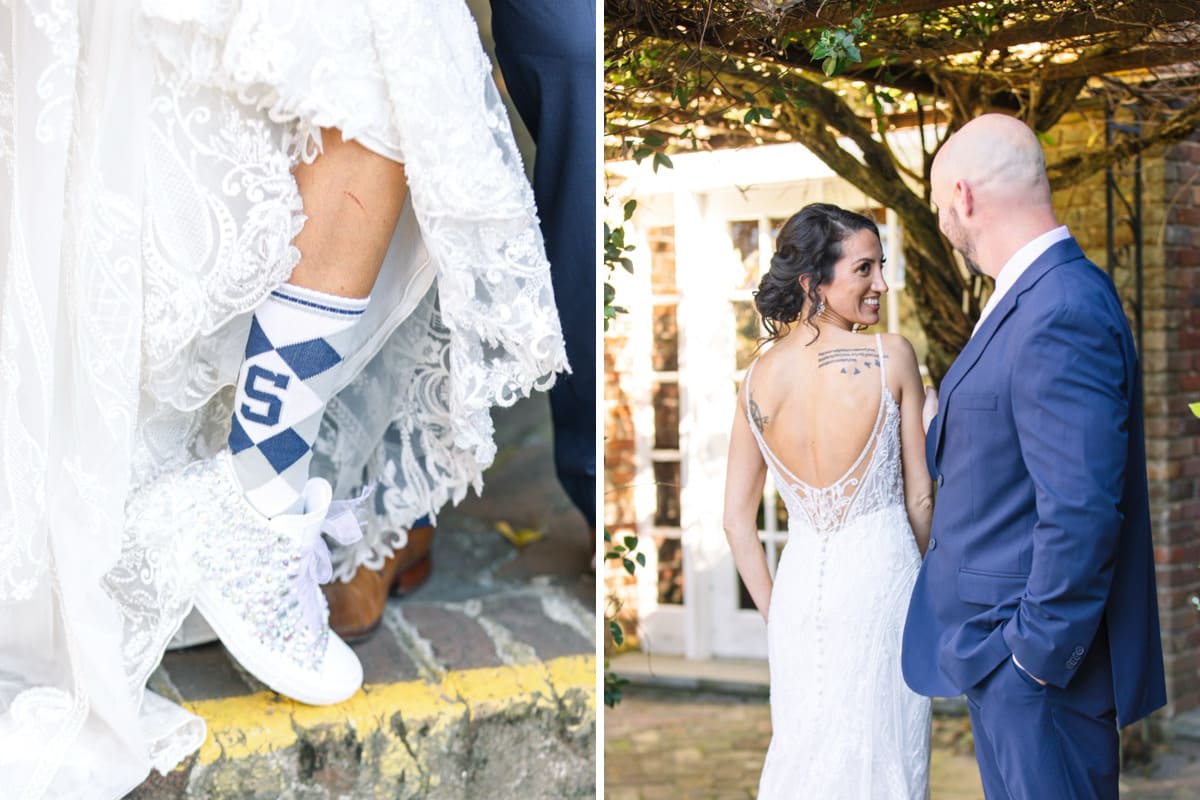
[747,326,896,489]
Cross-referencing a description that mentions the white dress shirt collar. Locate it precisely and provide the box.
[972,225,1071,336]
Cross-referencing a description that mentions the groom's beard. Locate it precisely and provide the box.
[946,207,984,277]
[963,253,984,277]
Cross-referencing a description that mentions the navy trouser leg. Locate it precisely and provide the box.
[490,0,596,527]
[965,636,1118,800]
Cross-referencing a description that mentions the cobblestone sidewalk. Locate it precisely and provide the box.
[605,686,1200,800]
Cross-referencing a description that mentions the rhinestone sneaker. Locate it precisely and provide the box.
[179,452,364,705]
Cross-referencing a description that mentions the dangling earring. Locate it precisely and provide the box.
[815,299,826,314]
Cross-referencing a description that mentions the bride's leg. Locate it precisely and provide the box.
[228,129,407,518]
[289,130,408,298]
[181,130,410,705]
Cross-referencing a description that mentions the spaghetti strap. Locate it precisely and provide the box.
[875,333,886,388]
[743,358,760,417]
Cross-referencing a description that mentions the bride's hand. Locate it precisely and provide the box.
[922,385,938,433]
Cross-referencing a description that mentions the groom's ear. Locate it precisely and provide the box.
[955,179,975,218]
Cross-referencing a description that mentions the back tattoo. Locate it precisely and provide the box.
[818,347,884,376]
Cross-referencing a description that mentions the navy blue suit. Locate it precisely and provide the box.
[902,237,1166,799]
[490,0,596,527]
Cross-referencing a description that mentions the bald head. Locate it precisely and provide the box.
[930,114,1060,278]
[933,114,1051,208]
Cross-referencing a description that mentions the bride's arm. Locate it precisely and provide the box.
[892,335,933,555]
[723,381,773,622]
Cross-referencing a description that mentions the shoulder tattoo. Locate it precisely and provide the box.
[749,394,770,432]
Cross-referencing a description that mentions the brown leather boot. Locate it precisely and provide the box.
[390,523,434,596]
[324,524,435,642]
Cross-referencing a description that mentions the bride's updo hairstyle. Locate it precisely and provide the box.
[754,202,879,343]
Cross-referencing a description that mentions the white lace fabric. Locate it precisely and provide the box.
[745,334,931,799]
[0,1,567,797]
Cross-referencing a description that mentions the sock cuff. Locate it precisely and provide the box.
[271,283,370,318]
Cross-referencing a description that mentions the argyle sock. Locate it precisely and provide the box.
[228,283,369,517]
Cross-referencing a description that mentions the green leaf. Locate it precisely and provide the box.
[623,535,638,549]
[609,620,624,647]
[623,198,638,220]
[622,557,636,575]
[1036,129,1054,146]
[652,152,673,172]
[636,552,646,567]
[822,56,838,77]
[604,669,628,708]
[1190,402,1200,418]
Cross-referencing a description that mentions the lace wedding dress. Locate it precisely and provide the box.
[745,335,930,799]
[0,1,566,797]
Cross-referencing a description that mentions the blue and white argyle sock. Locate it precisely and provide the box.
[228,283,369,518]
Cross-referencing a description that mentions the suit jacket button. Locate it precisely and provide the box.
[937,474,945,488]
[928,538,937,551]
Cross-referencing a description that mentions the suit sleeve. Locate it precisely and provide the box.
[1002,301,1131,688]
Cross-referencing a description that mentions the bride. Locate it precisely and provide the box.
[723,203,933,798]
[0,1,566,797]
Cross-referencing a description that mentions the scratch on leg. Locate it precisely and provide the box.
[344,190,365,212]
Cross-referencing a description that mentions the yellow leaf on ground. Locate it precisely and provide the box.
[1191,402,1200,418]
[495,520,543,549]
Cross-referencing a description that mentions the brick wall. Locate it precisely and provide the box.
[1148,134,1200,715]
[1050,105,1200,716]
[604,284,640,652]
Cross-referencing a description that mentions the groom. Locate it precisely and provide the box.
[902,114,1166,799]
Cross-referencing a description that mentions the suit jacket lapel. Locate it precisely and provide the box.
[931,237,1087,465]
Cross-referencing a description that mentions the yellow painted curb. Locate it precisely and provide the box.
[182,655,595,766]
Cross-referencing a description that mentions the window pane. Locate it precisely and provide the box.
[768,217,789,247]
[652,381,680,450]
[648,226,676,294]
[737,540,768,610]
[652,304,679,371]
[733,300,761,371]
[738,538,787,610]
[653,461,681,526]
[738,573,755,610]
[754,489,790,531]
[656,536,684,605]
[729,220,760,290]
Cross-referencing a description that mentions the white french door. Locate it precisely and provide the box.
[617,162,898,661]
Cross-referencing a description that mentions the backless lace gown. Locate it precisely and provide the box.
[0,2,565,797]
[745,335,930,799]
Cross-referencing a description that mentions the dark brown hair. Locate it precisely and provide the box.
[753,203,879,343]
